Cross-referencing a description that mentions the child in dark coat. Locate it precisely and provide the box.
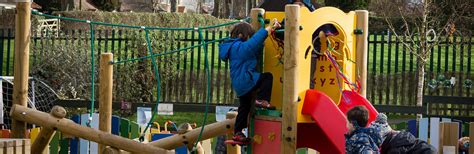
[219,20,280,143]
[345,106,383,154]
[369,113,437,154]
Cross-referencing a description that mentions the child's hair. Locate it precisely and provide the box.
[230,22,255,41]
[346,106,369,128]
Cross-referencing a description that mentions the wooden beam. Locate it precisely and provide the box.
[355,10,369,97]
[226,112,240,154]
[10,105,167,153]
[12,1,31,138]
[282,4,300,154]
[149,118,235,150]
[99,53,114,153]
[30,106,66,153]
[176,123,203,153]
[103,146,131,154]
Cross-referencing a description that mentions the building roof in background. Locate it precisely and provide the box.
[31,2,41,9]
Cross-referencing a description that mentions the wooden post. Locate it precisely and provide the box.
[149,118,236,150]
[99,53,114,153]
[103,147,121,154]
[355,10,369,97]
[103,146,132,154]
[12,1,31,138]
[177,123,203,154]
[282,4,300,154]
[10,105,167,153]
[250,8,265,72]
[226,112,240,154]
[250,8,265,30]
[30,106,66,153]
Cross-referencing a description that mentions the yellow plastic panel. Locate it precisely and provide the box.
[263,7,357,123]
[263,12,285,110]
[295,7,356,123]
[30,127,41,144]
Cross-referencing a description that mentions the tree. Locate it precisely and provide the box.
[33,0,62,11]
[170,0,177,12]
[212,0,220,17]
[92,0,121,11]
[324,0,368,12]
[212,0,231,18]
[231,0,247,18]
[373,0,470,117]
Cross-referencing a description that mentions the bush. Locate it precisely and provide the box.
[31,34,93,100]
[56,11,232,31]
[113,30,183,103]
[0,9,43,29]
[28,11,231,102]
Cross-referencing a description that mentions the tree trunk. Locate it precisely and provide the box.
[232,0,247,18]
[224,0,231,18]
[170,0,177,12]
[212,0,220,17]
[416,61,425,107]
[196,0,202,13]
[417,0,429,120]
[416,60,425,119]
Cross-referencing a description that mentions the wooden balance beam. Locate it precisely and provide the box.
[30,106,67,153]
[149,118,236,150]
[10,105,167,153]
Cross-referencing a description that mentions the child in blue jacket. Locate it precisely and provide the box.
[219,20,280,143]
[345,106,383,154]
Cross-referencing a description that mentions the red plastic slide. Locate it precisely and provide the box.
[337,90,378,126]
[298,89,347,154]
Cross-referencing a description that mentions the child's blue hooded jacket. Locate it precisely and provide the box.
[346,127,383,154]
[218,28,268,96]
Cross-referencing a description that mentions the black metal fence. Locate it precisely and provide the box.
[367,31,473,107]
[1,28,235,105]
[1,29,473,106]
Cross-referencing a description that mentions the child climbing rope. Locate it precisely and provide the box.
[218,20,281,144]
[345,106,383,154]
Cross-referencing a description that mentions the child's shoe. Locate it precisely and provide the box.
[255,100,276,110]
[232,132,250,144]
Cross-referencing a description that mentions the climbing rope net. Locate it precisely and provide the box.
[1,76,59,129]
[32,10,249,150]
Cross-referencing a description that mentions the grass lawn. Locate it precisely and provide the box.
[368,35,472,74]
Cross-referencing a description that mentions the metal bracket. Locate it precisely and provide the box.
[354,29,363,35]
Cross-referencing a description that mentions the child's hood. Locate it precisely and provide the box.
[218,38,241,61]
